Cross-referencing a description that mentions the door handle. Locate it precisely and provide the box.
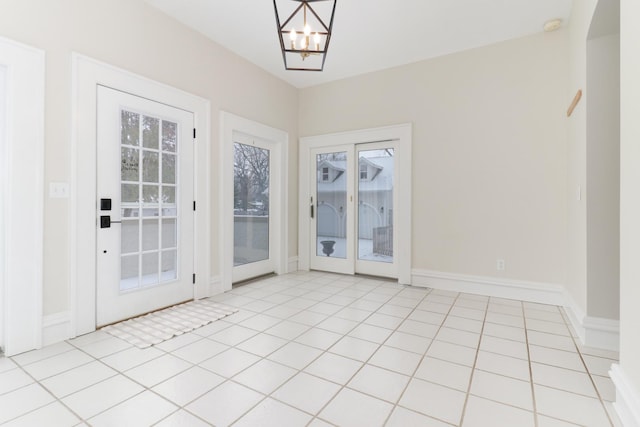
[310,205,314,219]
[100,216,121,228]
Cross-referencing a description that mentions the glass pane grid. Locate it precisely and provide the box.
[120,109,179,292]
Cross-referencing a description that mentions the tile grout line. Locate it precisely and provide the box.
[224,276,406,426]
[522,300,540,427]
[559,305,616,427]
[305,282,422,426]
[457,293,490,427]
[383,288,461,426]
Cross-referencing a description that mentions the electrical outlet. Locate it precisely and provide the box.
[496,259,505,271]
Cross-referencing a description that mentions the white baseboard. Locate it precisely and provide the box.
[583,316,620,351]
[288,256,299,274]
[411,269,565,306]
[42,311,72,347]
[564,292,587,344]
[563,292,619,351]
[610,364,640,427]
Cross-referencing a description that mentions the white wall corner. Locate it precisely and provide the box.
[411,269,566,306]
[610,364,640,427]
[288,256,299,273]
[42,311,72,347]
[563,291,620,351]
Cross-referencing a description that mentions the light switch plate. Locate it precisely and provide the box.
[49,182,69,198]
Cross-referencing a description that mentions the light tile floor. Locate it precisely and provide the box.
[0,271,623,426]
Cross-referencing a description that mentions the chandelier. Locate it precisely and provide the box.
[273,0,337,71]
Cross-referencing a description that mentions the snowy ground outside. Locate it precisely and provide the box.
[317,236,393,263]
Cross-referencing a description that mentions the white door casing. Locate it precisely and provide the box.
[0,37,44,356]
[72,54,210,336]
[220,112,288,291]
[96,86,195,326]
[299,124,412,284]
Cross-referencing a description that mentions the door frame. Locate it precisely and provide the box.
[0,37,45,356]
[220,112,289,291]
[299,124,412,284]
[72,54,211,336]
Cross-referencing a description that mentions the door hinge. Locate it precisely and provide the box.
[193,128,196,139]
[193,201,196,211]
[192,273,196,284]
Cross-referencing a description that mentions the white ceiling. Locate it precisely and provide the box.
[143,0,573,88]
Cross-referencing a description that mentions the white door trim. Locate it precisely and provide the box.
[71,54,211,336]
[0,37,45,356]
[220,112,289,291]
[299,124,412,284]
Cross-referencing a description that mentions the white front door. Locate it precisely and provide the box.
[96,86,195,326]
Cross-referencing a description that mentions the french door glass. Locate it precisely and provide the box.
[357,148,394,263]
[316,151,348,259]
[234,142,270,266]
[309,142,397,279]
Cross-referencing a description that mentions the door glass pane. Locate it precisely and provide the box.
[142,219,159,251]
[121,111,140,147]
[120,108,180,292]
[162,218,176,249]
[121,220,139,254]
[316,151,347,259]
[121,148,139,181]
[162,121,177,152]
[121,255,139,291]
[233,142,270,266]
[142,151,159,183]
[162,153,176,184]
[161,250,177,281]
[358,148,394,263]
[141,253,159,287]
[142,116,159,149]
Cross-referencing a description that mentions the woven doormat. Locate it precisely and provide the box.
[102,299,238,348]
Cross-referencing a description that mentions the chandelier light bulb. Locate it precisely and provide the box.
[289,29,297,49]
[304,24,311,36]
[300,36,307,49]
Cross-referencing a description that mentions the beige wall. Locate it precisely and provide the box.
[586,33,620,320]
[0,0,299,316]
[300,32,569,285]
[620,0,640,400]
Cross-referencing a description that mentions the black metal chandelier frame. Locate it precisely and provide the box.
[273,0,337,72]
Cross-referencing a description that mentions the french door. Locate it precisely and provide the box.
[96,86,195,326]
[232,132,276,283]
[310,141,398,278]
